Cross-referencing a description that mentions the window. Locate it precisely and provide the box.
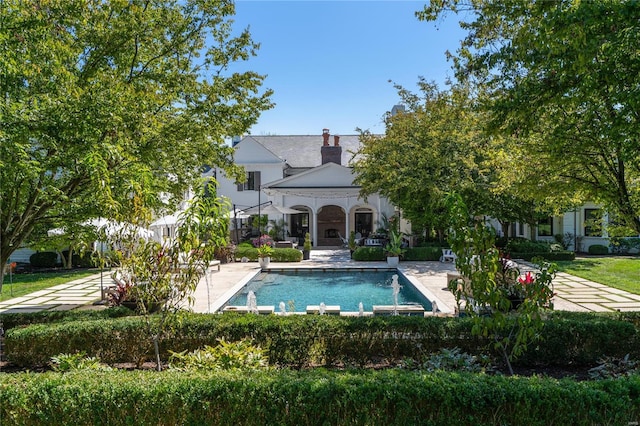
[236,171,261,191]
[537,217,553,237]
[518,222,525,237]
[584,209,603,237]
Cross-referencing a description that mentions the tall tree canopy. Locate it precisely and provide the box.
[419,0,640,234]
[0,0,273,276]
[352,81,539,239]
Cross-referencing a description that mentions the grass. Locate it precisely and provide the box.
[0,269,98,302]
[555,256,640,294]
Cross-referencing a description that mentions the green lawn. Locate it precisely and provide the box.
[0,269,98,302]
[555,256,640,294]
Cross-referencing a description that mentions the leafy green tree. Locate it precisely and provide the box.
[418,0,640,234]
[352,82,482,240]
[0,0,273,288]
[446,193,556,375]
[113,184,230,371]
[353,81,537,241]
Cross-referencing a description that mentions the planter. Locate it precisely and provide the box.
[302,250,310,260]
[386,256,399,267]
[258,257,270,269]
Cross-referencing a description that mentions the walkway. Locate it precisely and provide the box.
[1,250,639,314]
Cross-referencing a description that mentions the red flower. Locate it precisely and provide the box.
[518,271,535,285]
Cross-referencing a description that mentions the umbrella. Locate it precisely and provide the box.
[242,204,304,215]
[226,208,250,220]
[150,212,184,228]
[48,219,152,240]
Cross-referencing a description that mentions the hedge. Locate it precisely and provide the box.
[6,312,639,369]
[588,244,609,255]
[509,251,575,261]
[404,246,442,261]
[1,369,639,425]
[351,247,385,261]
[0,307,134,331]
[234,247,302,262]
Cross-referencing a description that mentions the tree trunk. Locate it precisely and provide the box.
[153,335,162,371]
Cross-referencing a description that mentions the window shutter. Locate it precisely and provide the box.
[254,171,261,190]
[237,182,244,192]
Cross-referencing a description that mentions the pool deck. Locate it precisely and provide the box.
[2,249,640,314]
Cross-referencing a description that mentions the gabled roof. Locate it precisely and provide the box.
[237,134,361,168]
[262,162,361,198]
[234,136,285,164]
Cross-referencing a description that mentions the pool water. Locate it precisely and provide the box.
[225,269,432,312]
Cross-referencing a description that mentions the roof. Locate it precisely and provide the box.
[238,134,362,168]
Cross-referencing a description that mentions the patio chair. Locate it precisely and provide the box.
[440,248,457,262]
[337,232,349,248]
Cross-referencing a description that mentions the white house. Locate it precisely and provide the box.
[212,129,397,247]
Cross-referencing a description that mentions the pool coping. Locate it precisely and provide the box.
[210,265,454,316]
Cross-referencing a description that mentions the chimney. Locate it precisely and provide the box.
[321,128,342,165]
[322,128,330,146]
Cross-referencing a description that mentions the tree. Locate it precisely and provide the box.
[352,81,537,240]
[112,183,229,371]
[418,1,640,234]
[0,0,273,289]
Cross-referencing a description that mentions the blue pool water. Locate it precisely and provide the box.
[225,269,432,312]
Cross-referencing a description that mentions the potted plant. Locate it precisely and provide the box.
[384,231,405,267]
[257,244,274,269]
[348,231,358,258]
[302,232,311,260]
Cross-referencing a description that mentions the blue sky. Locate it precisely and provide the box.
[230,1,467,136]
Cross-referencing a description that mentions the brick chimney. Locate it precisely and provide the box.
[321,128,342,165]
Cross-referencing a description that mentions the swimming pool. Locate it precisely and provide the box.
[223,269,432,313]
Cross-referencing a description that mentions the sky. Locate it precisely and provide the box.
[229,1,468,136]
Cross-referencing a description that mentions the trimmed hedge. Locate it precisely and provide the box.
[351,247,385,261]
[234,247,302,262]
[1,369,639,425]
[588,244,609,255]
[0,307,134,331]
[509,251,575,261]
[404,246,442,261]
[29,251,58,268]
[6,312,639,369]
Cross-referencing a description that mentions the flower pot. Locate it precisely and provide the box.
[302,250,310,260]
[386,256,399,267]
[258,257,270,269]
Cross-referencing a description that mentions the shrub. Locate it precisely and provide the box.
[351,247,385,261]
[50,352,111,372]
[233,246,302,262]
[1,369,639,425]
[29,251,59,268]
[61,250,96,268]
[168,338,269,371]
[505,238,551,254]
[509,251,575,261]
[588,244,609,255]
[6,312,640,369]
[403,246,441,261]
[609,237,640,254]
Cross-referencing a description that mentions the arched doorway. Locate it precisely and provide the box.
[317,205,346,246]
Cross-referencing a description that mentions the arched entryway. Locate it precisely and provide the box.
[317,205,346,246]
